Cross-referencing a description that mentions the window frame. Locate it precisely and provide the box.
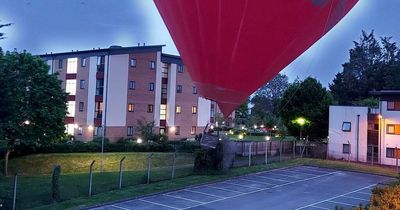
[80,80,85,89]
[58,59,63,69]
[149,82,155,91]
[128,103,135,112]
[127,126,133,136]
[342,144,350,154]
[192,106,197,114]
[176,105,182,114]
[177,64,183,73]
[386,148,395,158]
[190,126,196,135]
[130,58,137,67]
[79,102,84,112]
[341,122,351,132]
[175,126,180,135]
[192,86,197,94]
[147,104,154,113]
[81,58,87,67]
[177,85,182,93]
[150,61,156,70]
[128,81,136,90]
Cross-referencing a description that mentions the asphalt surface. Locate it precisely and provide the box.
[90,166,392,210]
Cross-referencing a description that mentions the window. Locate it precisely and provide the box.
[150,61,156,69]
[160,104,167,120]
[175,126,180,135]
[342,122,351,132]
[387,101,400,111]
[58,59,63,69]
[97,56,105,72]
[128,81,136,90]
[191,126,196,135]
[159,128,165,134]
[386,124,400,135]
[67,58,78,74]
[78,125,83,135]
[386,148,395,158]
[66,79,77,95]
[128,103,135,112]
[65,124,74,135]
[177,64,183,73]
[176,105,182,114]
[67,101,75,117]
[96,79,104,96]
[343,144,350,154]
[127,126,133,136]
[81,58,87,67]
[192,86,197,94]
[80,80,85,89]
[130,58,137,67]
[95,102,103,118]
[79,102,84,112]
[147,104,154,113]
[93,127,101,136]
[192,106,197,114]
[177,85,182,93]
[149,82,155,91]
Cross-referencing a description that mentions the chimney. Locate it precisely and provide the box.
[143,43,146,46]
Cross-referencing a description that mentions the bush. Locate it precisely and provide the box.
[193,142,223,173]
[369,179,400,210]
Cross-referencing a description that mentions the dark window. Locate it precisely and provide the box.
[80,80,85,89]
[342,122,351,132]
[128,103,135,112]
[149,83,155,91]
[97,56,105,72]
[79,102,84,112]
[129,81,136,90]
[147,104,154,113]
[386,148,395,158]
[130,58,137,67]
[96,79,104,96]
[81,58,87,67]
[177,85,182,93]
[127,126,133,136]
[343,144,350,154]
[177,64,183,73]
[192,86,197,94]
[95,102,103,118]
[386,101,400,111]
[58,59,63,69]
[150,61,156,70]
[175,126,180,135]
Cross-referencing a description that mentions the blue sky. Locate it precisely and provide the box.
[0,0,399,87]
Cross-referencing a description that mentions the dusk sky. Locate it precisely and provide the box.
[1,0,399,87]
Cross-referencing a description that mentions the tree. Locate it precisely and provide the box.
[0,50,67,176]
[0,21,12,40]
[135,118,155,142]
[278,77,333,140]
[234,101,250,126]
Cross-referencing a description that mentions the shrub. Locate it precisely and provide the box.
[193,142,224,173]
[369,182,400,210]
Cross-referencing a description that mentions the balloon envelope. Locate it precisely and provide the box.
[154,0,358,116]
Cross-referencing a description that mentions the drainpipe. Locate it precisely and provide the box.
[356,114,360,162]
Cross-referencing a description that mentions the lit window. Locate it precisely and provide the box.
[191,126,196,135]
[67,58,78,74]
[80,80,85,89]
[386,148,395,158]
[177,85,182,93]
[192,106,197,114]
[148,104,154,113]
[150,61,156,69]
[129,81,136,90]
[58,59,63,69]
[127,126,133,136]
[159,128,165,134]
[386,124,400,135]
[175,126,180,135]
[128,103,135,112]
[81,58,87,67]
[177,64,183,73]
[341,122,351,132]
[79,102,84,112]
[160,104,167,120]
[149,83,155,91]
[67,101,75,117]
[66,79,77,95]
[65,124,74,135]
[176,105,181,114]
[343,144,350,154]
[130,58,137,67]
[193,86,197,94]
[78,125,83,135]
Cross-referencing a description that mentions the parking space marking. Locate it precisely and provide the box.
[311,205,330,210]
[327,200,354,206]
[284,169,323,176]
[252,174,289,182]
[139,198,180,210]
[342,195,369,202]
[163,194,204,204]
[295,184,376,210]
[223,181,263,190]
[111,205,130,210]
[296,166,335,173]
[205,185,245,194]
[183,189,225,199]
[263,172,303,179]
[239,177,276,186]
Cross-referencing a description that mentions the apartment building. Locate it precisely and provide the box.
[41,45,234,141]
[328,90,400,166]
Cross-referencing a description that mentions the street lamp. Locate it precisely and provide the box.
[137,138,143,144]
[23,120,30,125]
[294,117,308,141]
[238,134,244,140]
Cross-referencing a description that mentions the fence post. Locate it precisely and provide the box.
[248,142,252,167]
[171,152,176,179]
[279,140,283,162]
[293,140,296,159]
[371,145,374,166]
[396,147,399,173]
[119,156,126,189]
[88,160,95,197]
[147,153,153,184]
[265,141,268,165]
[12,173,17,210]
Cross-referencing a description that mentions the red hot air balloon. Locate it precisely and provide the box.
[154,0,358,117]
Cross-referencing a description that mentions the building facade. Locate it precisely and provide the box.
[328,90,400,166]
[41,45,234,141]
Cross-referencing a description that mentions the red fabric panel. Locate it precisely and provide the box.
[154,0,358,116]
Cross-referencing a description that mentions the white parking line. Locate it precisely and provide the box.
[251,174,289,182]
[327,200,354,206]
[183,189,225,199]
[111,205,130,210]
[223,181,263,190]
[163,194,204,204]
[205,185,245,194]
[239,177,276,186]
[297,166,335,174]
[262,172,302,179]
[311,205,330,210]
[295,184,376,210]
[342,195,369,202]
[285,169,323,176]
[278,170,316,177]
[139,198,180,210]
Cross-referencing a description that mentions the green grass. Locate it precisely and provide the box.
[227,134,296,141]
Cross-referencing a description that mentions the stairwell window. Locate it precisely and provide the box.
[128,103,135,112]
[342,122,351,132]
[127,126,134,136]
[130,58,137,67]
[150,61,156,70]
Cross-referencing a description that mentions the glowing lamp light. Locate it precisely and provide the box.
[265,136,271,141]
[88,125,94,131]
[137,138,143,144]
[238,134,244,140]
[260,125,264,128]
[24,120,30,125]
[210,125,214,129]
[74,124,79,129]
[378,114,383,119]
[169,126,176,132]
[295,117,306,126]
[253,125,257,129]
[241,126,245,130]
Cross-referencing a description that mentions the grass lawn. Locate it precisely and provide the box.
[227,134,296,141]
